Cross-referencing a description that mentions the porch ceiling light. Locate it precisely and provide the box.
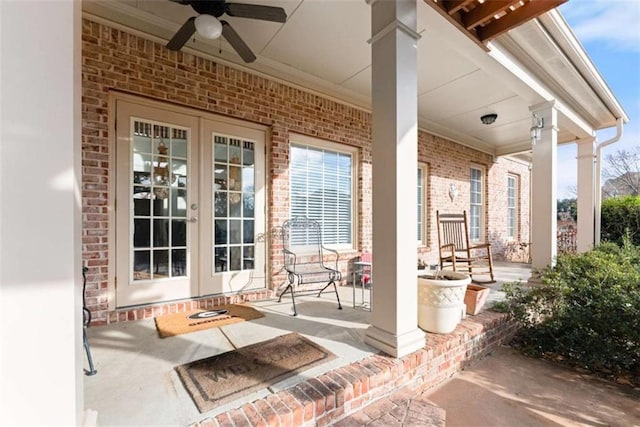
[480,113,498,125]
[195,14,223,39]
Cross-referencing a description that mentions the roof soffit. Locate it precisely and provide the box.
[496,18,621,129]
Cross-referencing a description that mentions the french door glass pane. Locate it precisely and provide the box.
[131,120,188,281]
[213,135,256,272]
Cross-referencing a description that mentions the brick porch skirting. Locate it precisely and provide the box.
[98,289,273,325]
[191,310,519,427]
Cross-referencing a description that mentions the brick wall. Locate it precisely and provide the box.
[81,19,530,324]
[417,133,531,265]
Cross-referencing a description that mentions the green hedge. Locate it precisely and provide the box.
[500,239,640,380]
[601,195,640,246]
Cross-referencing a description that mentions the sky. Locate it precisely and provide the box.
[555,0,640,199]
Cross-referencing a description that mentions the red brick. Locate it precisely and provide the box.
[296,381,326,417]
[277,391,304,427]
[196,418,218,427]
[343,364,370,395]
[307,377,335,412]
[227,409,251,427]
[265,394,292,427]
[325,371,354,403]
[252,399,279,426]
[286,387,314,422]
[214,413,234,427]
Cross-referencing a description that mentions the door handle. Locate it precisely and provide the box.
[188,217,198,223]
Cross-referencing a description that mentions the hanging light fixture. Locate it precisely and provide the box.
[480,113,498,125]
[530,114,544,146]
[195,14,223,39]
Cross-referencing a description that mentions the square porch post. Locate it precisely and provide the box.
[364,0,426,358]
[530,101,559,271]
[0,0,83,424]
[576,136,596,252]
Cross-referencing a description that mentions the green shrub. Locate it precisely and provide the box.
[601,195,640,246]
[501,239,640,380]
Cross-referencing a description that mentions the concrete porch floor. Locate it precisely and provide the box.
[84,262,532,426]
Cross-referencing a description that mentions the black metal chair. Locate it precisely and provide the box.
[278,217,342,316]
[83,266,97,376]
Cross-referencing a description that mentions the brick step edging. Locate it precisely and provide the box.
[193,310,518,427]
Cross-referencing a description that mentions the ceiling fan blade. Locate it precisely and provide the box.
[225,3,287,23]
[221,21,257,63]
[166,17,196,51]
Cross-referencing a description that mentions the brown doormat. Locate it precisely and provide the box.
[175,333,336,413]
[154,304,264,338]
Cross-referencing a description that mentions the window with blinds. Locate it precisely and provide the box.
[470,166,484,242]
[417,165,427,244]
[507,174,518,239]
[290,143,354,247]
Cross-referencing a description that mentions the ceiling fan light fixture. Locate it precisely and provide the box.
[480,113,498,125]
[195,14,223,39]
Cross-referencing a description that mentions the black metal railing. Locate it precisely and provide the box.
[557,229,577,254]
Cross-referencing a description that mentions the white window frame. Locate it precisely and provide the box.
[289,133,358,251]
[469,165,485,243]
[507,174,519,239]
[417,163,428,246]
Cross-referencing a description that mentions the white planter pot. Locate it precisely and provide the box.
[418,271,471,334]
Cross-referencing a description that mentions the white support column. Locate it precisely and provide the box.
[0,1,83,425]
[576,137,596,252]
[529,101,559,271]
[365,0,426,358]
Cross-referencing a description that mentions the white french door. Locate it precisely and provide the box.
[115,99,266,307]
[199,120,266,295]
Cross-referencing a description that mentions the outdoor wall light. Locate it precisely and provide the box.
[449,183,458,202]
[530,114,544,146]
[195,14,223,39]
[480,113,498,125]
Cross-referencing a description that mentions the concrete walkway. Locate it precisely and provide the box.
[426,346,640,427]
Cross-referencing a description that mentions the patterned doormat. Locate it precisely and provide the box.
[175,333,336,412]
[154,304,264,338]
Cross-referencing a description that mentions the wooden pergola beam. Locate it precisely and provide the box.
[424,0,568,49]
[463,0,523,30]
[425,0,489,51]
[478,0,568,42]
[443,0,476,15]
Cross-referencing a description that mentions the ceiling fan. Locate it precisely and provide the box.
[166,0,287,63]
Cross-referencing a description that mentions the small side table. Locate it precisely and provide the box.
[352,261,372,310]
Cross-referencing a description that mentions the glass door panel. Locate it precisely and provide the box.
[131,123,189,281]
[200,121,265,295]
[116,101,198,307]
[213,136,255,273]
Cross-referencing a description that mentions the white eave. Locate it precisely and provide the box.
[492,9,628,135]
[539,9,629,127]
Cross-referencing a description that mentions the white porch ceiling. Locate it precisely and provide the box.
[82,0,622,160]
